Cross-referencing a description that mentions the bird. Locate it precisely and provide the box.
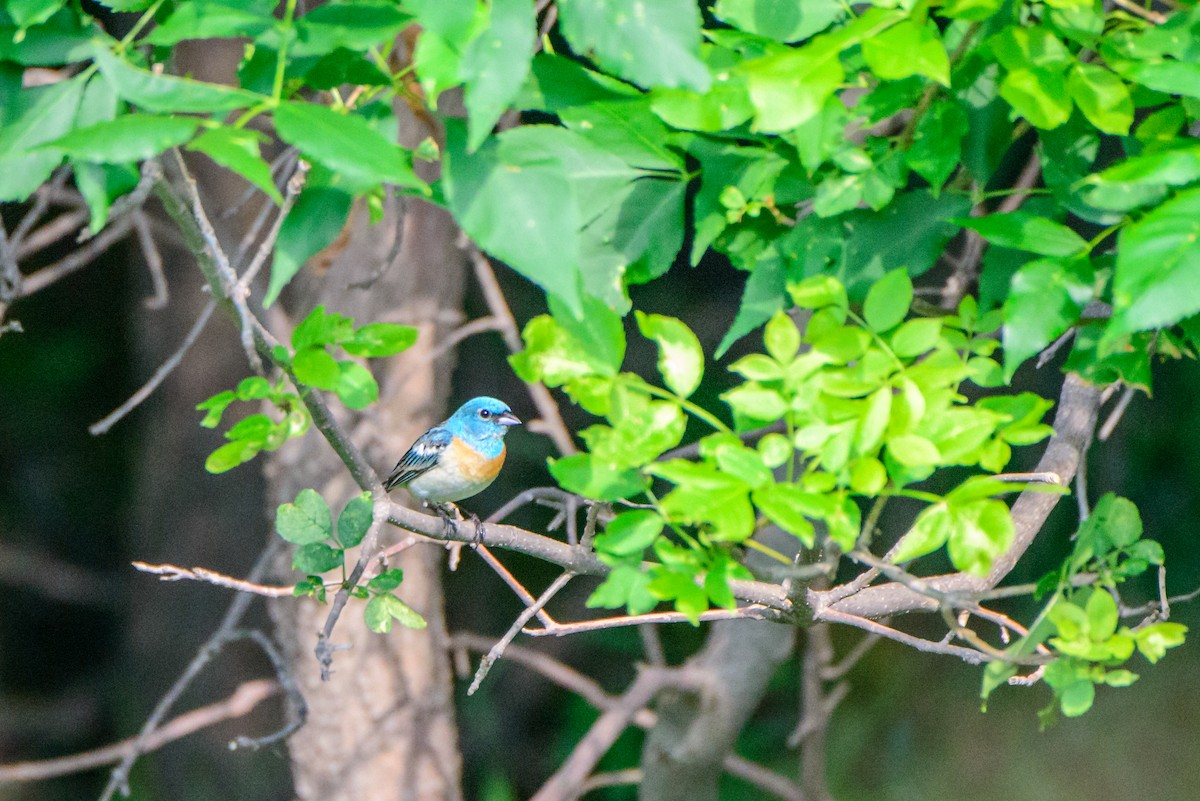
[384,396,520,540]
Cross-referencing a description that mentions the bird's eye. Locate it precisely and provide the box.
[479,409,491,419]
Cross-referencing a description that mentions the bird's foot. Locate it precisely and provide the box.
[467,512,485,549]
[428,502,461,537]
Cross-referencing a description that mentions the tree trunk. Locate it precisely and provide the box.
[268,181,467,799]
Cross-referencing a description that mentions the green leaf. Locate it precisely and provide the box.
[908,98,969,192]
[462,0,534,151]
[594,510,665,557]
[946,499,1015,576]
[751,483,819,545]
[145,0,276,45]
[587,564,658,614]
[788,275,848,309]
[197,391,236,428]
[39,115,199,163]
[1134,622,1187,664]
[1109,188,1200,336]
[74,162,139,234]
[999,68,1072,130]
[888,431,940,470]
[1085,589,1119,641]
[721,384,788,422]
[550,295,626,376]
[187,127,283,205]
[510,315,615,386]
[862,268,913,332]
[1002,257,1093,378]
[274,102,426,194]
[293,542,343,575]
[636,312,703,398]
[557,0,710,91]
[365,592,427,633]
[743,42,843,132]
[334,361,378,409]
[717,252,787,357]
[862,21,950,86]
[337,493,373,548]
[891,318,942,357]
[893,503,952,563]
[289,0,413,56]
[291,306,355,350]
[292,347,341,391]
[367,568,405,593]
[714,444,773,488]
[1058,678,1095,718]
[8,0,65,29]
[92,46,257,113]
[275,488,333,545]
[763,310,801,362]
[649,460,755,541]
[204,438,261,474]
[1067,63,1133,135]
[957,212,1088,257]
[713,0,844,42]
[265,186,353,307]
[342,323,419,358]
[549,454,646,500]
[0,75,85,201]
[444,123,589,315]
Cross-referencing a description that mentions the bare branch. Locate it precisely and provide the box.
[18,216,135,296]
[12,209,89,261]
[468,572,574,695]
[1109,0,1168,23]
[133,211,169,309]
[169,149,263,373]
[98,540,283,801]
[523,606,777,637]
[0,680,279,784]
[531,665,694,801]
[227,629,307,750]
[131,559,297,598]
[580,769,642,792]
[467,242,577,456]
[1098,385,1136,441]
[816,608,990,664]
[89,300,217,435]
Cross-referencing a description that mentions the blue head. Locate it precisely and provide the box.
[443,397,521,444]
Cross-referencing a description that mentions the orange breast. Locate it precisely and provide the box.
[450,437,506,483]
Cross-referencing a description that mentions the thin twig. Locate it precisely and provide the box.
[0,680,279,784]
[131,559,297,598]
[816,608,990,665]
[228,629,307,750]
[530,665,694,801]
[89,300,217,435]
[468,572,573,695]
[523,606,776,637]
[1098,385,1136,441]
[467,242,577,456]
[13,209,89,261]
[236,159,307,289]
[449,633,804,801]
[580,769,642,792]
[99,541,282,800]
[133,211,169,309]
[1109,0,1168,23]
[170,149,262,373]
[18,216,135,296]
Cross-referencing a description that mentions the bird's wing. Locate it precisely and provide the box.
[384,427,452,490]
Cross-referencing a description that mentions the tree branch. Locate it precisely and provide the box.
[0,680,279,784]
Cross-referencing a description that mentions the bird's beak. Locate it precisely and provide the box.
[497,410,522,427]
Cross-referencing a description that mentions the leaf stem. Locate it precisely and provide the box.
[117,0,165,50]
[639,381,732,433]
[273,0,299,103]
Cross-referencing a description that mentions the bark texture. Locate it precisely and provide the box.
[268,168,468,799]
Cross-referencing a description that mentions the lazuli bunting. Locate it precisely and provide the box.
[385,397,520,535]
